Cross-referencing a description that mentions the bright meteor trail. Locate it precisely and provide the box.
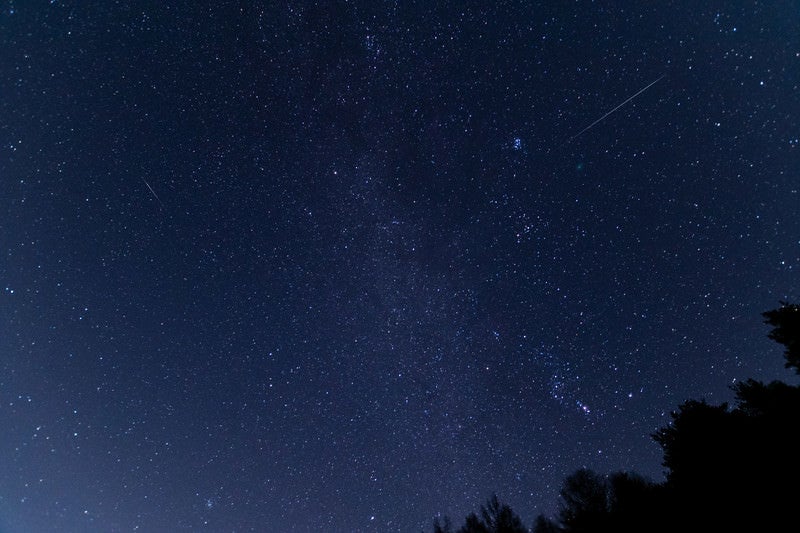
[569,74,665,142]
[142,177,165,209]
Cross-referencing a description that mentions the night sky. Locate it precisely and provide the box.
[1,1,799,532]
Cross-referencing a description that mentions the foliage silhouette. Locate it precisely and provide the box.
[763,301,800,373]
[555,468,608,532]
[533,470,664,533]
[434,302,800,533]
[432,494,528,533]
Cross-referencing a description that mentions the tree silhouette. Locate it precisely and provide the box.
[652,399,733,490]
[478,494,528,533]
[534,469,664,533]
[605,471,663,532]
[431,494,528,533]
[555,468,608,532]
[762,301,800,373]
[437,301,800,533]
[649,301,800,530]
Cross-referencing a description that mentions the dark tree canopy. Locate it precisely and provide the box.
[438,302,800,533]
[647,302,800,530]
[763,301,800,373]
[534,469,664,533]
[733,377,800,417]
[432,495,528,533]
[556,468,608,531]
[651,399,733,489]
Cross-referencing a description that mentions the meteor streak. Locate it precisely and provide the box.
[568,74,665,142]
[142,178,165,209]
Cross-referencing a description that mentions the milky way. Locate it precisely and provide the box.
[1,2,798,532]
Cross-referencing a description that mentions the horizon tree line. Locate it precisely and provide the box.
[430,301,800,533]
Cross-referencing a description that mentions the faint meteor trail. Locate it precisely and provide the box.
[568,74,665,142]
[141,178,165,209]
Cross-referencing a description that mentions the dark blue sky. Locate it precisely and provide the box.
[1,1,798,531]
